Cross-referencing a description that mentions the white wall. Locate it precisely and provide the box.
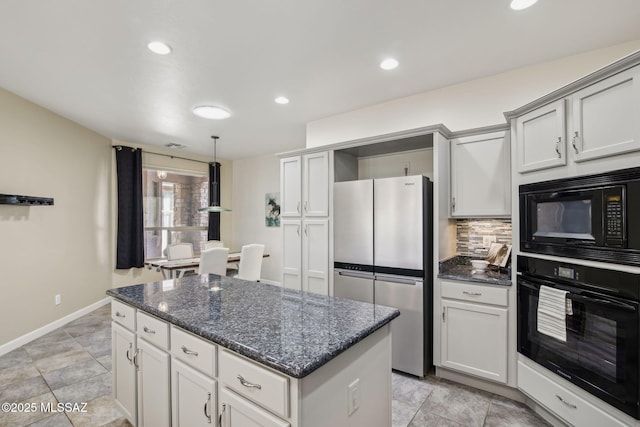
[307,40,640,147]
[0,86,112,346]
[232,154,282,283]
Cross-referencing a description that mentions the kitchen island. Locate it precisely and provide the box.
[107,274,399,427]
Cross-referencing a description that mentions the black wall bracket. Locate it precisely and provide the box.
[0,194,54,206]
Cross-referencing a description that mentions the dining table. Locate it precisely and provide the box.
[145,251,269,279]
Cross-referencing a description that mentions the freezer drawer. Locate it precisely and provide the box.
[375,275,424,377]
[334,270,374,304]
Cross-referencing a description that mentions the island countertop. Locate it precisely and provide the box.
[107,275,399,379]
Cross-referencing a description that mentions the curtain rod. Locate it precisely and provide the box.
[113,145,212,165]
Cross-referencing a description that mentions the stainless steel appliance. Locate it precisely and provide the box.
[517,256,640,419]
[519,166,640,266]
[334,175,433,377]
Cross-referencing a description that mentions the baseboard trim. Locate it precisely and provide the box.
[0,297,111,357]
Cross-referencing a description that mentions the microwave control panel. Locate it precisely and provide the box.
[604,186,624,246]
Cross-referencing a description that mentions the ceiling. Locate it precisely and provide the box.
[1,1,640,160]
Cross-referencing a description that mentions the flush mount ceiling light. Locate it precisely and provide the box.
[147,41,172,55]
[275,96,290,105]
[192,105,231,120]
[510,0,538,10]
[199,136,231,213]
[380,58,399,70]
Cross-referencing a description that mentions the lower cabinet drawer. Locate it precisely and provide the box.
[441,281,508,306]
[171,326,217,377]
[219,387,289,427]
[219,350,289,419]
[518,360,628,427]
[111,299,136,330]
[137,311,169,350]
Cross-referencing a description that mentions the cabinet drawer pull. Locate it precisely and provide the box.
[133,349,140,369]
[115,311,126,318]
[218,403,226,427]
[572,131,580,154]
[555,137,561,158]
[126,342,133,362]
[143,326,156,334]
[237,374,262,389]
[204,392,212,423]
[452,197,456,212]
[462,291,482,296]
[181,345,199,356]
[556,394,577,409]
[442,307,445,322]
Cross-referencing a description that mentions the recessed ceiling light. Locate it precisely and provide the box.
[275,96,290,105]
[147,41,172,55]
[510,0,538,10]
[380,58,399,71]
[193,106,231,120]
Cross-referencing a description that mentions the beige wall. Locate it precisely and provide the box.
[0,87,112,345]
[307,40,640,147]
[111,140,234,287]
[231,154,281,283]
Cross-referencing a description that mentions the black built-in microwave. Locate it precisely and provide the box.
[520,167,640,266]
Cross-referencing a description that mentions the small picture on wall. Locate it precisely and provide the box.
[265,192,280,227]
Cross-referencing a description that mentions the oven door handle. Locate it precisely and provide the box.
[519,278,637,312]
[568,293,637,312]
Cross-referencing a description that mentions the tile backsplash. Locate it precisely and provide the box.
[456,219,512,258]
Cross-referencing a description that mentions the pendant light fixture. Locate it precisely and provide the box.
[199,135,231,212]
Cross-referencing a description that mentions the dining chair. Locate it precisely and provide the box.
[198,247,230,276]
[166,243,194,260]
[236,244,265,281]
[204,240,224,250]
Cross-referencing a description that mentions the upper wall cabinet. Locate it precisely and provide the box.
[514,66,640,174]
[450,130,510,217]
[280,152,329,218]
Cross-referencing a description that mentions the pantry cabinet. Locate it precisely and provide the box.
[450,130,510,217]
[280,151,331,295]
[440,281,508,384]
[514,65,640,174]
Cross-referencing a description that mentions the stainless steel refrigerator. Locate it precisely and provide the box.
[334,175,433,377]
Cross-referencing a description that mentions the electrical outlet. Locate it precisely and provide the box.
[55,294,61,305]
[348,378,360,415]
[483,235,496,247]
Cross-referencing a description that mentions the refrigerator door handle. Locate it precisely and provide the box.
[337,270,375,280]
[375,274,423,286]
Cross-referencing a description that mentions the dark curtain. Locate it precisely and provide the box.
[115,146,144,269]
[208,162,221,240]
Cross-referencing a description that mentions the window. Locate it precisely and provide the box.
[143,168,209,259]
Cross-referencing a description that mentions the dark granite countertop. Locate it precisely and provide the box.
[107,275,399,379]
[438,255,512,286]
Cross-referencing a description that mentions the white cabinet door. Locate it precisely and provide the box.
[112,323,137,425]
[302,152,329,217]
[516,99,567,173]
[280,157,302,217]
[302,219,329,295]
[137,338,170,427]
[219,388,290,427]
[571,67,640,162]
[450,131,510,217]
[172,359,217,427]
[282,219,302,290]
[441,299,508,383]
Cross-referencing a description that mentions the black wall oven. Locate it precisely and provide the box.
[519,166,640,266]
[517,256,640,418]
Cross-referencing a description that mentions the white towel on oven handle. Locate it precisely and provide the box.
[537,285,569,342]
